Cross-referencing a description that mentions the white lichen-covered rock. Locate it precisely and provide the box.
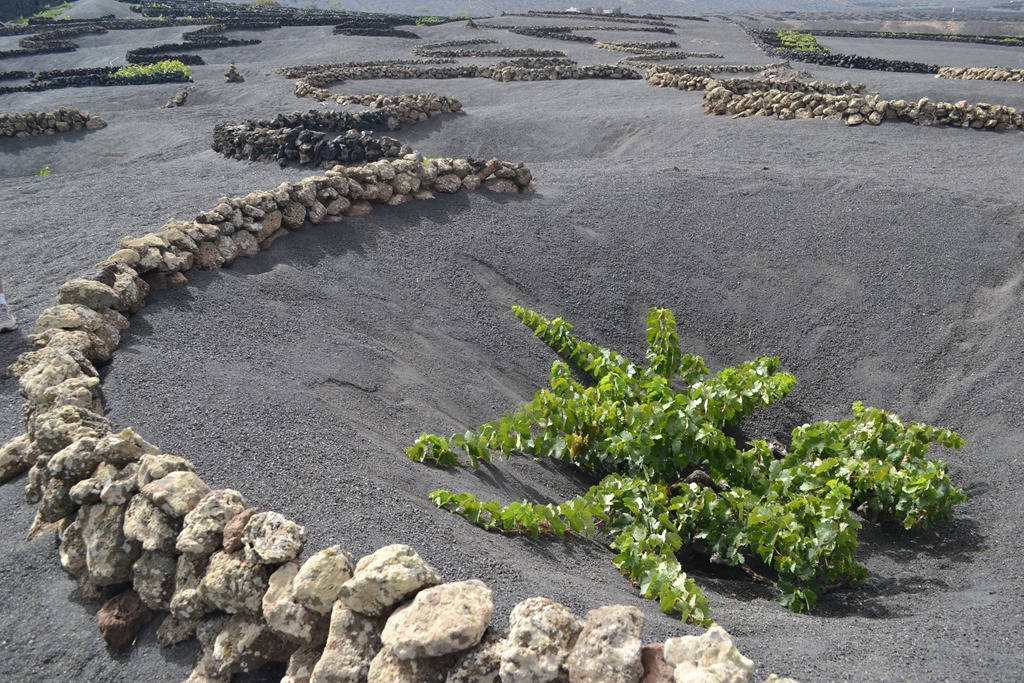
[243,511,307,564]
[46,436,99,483]
[56,279,120,310]
[337,544,441,617]
[366,645,456,683]
[137,452,194,487]
[94,428,159,467]
[0,434,38,483]
[663,625,755,683]
[123,493,182,552]
[133,550,178,610]
[565,605,644,683]
[264,562,330,645]
[177,489,247,555]
[79,502,141,586]
[310,601,384,683]
[200,550,269,614]
[293,545,355,614]
[382,579,493,659]
[141,469,211,517]
[447,630,505,683]
[58,515,87,577]
[500,597,583,683]
[169,552,210,622]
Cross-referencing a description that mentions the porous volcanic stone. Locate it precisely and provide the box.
[381,579,493,659]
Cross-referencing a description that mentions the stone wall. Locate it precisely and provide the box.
[744,27,941,74]
[212,94,461,166]
[0,65,193,96]
[285,60,640,99]
[645,64,1022,131]
[937,66,1024,82]
[703,85,1024,130]
[0,107,106,138]
[0,152,800,683]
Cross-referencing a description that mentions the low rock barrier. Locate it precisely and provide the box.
[283,61,640,99]
[938,65,1024,82]
[0,107,106,138]
[704,84,1023,130]
[0,151,800,683]
[645,64,1022,131]
[0,24,106,59]
[744,27,941,74]
[412,48,568,59]
[212,94,461,166]
[413,39,499,53]
[124,23,265,64]
[800,28,1024,48]
[0,66,192,96]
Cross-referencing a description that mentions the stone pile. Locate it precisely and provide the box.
[938,65,1024,82]
[162,86,196,109]
[0,108,106,138]
[703,85,1024,130]
[224,63,244,83]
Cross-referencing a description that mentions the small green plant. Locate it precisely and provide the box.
[113,59,192,80]
[415,16,444,26]
[36,166,52,177]
[409,307,965,624]
[777,30,830,52]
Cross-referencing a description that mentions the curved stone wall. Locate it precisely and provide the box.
[0,146,803,681]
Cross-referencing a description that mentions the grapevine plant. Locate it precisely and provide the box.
[408,307,965,625]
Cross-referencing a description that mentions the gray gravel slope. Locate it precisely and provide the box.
[1,10,1023,683]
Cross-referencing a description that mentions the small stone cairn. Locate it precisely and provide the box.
[224,63,244,83]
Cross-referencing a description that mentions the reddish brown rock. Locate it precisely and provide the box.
[98,590,153,648]
[223,507,259,553]
[641,643,673,682]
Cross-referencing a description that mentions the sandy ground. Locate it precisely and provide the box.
[2,4,1024,682]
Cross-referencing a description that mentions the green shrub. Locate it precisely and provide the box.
[415,16,444,26]
[113,59,192,80]
[36,166,52,177]
[410,307,965,624]
[777,30,830,52]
